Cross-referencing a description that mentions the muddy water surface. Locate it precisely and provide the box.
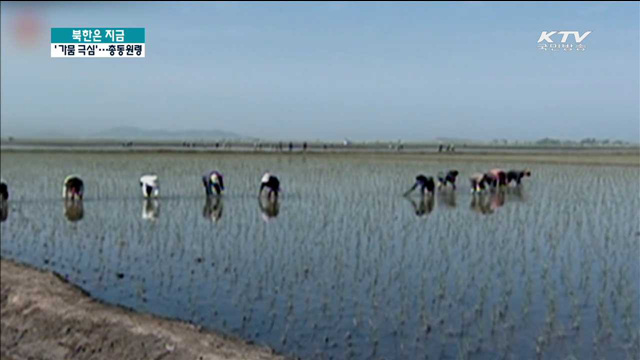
[1,152,638,360]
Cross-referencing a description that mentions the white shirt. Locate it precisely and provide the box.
[140,174,158,187]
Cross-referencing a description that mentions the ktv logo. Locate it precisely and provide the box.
[537,31,592,52]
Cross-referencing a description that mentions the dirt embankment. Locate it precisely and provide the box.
[2,143,639,167]
[0,259,287,360]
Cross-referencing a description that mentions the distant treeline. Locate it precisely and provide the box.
[2,136,636,149]
[490,138,633,146]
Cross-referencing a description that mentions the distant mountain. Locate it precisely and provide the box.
[90,126,247,140]
[0,125,248,140]
[0,127,70,139]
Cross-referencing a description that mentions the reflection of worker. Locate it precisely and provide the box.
[405,196,434,217]
[438,190,456,208]
[506,186,525,202]
[64,199,84,222]
[142,199,160,221]
[203,197,224,222]
[258,196,279,221]
[489,190,506,210]
[470,193,492,214]
[0,201,8,222]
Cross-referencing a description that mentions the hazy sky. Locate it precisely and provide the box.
[1,1,638,141]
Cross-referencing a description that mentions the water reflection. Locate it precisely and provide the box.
[405,195,435,217]
[0,153,637,360]
[258,196,279,221]
[489,189,506,210]
[64,199,84,222]
[506,186,525,201]
[0,202,8,222]
[470,188,525,215]
[470,193,492,214]
[142,199,160,221]
[437,190,457,208]
[203,197,223,222]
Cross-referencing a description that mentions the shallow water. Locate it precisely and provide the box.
[1,152,639,360]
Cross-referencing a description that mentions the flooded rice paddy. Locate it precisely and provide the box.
[1,151,639,360]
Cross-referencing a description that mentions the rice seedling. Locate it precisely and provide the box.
[0,151,638,359]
